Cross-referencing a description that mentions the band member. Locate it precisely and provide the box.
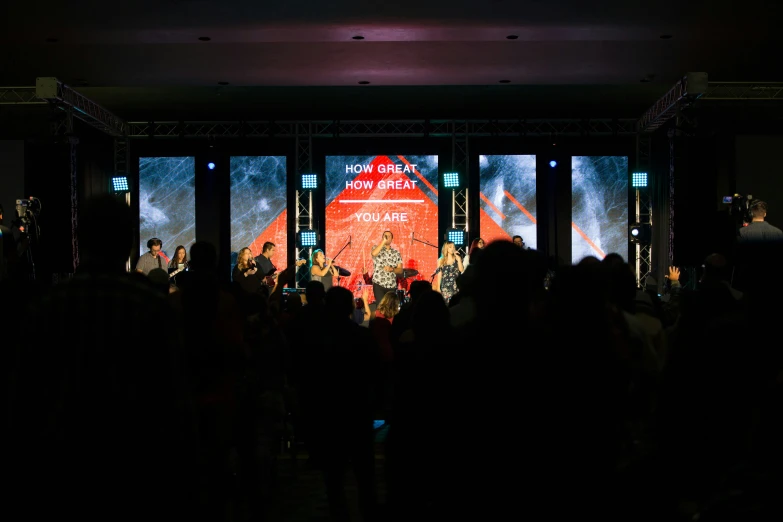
[310,249,337,291]
[433,240,463,303]
[463,237,485,268]
[233,247,262,295]
[254,241,277,279]
[135,237,165,276]
[167,245,189,289]
[371,230,403,304]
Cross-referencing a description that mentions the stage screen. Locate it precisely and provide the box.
[478,155,537,249]
[138,156,196,260]
[325,155,439,295]
[571,155,629,263]
[229,156,288,267]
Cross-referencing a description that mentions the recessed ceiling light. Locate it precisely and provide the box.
[506,35,519,40]
[659,34,673,39]
[499,79,511,84]
[352,35,365,40]
[198,36,211,42]
[358,81,371,85]
[46,38,59,43]
[217,81,229,86]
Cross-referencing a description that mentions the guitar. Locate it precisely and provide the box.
[168,264,187,279]
[263,259,307,287]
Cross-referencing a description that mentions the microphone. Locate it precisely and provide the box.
[349,235,352,248]
[411,231,415,246]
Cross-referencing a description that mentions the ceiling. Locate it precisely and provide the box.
[2,0,782,120]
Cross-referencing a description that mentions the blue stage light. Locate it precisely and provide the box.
[207,162,216,170]
[549,160,557,168]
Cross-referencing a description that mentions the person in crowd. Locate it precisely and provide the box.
[738,200,783,242]
[371,230,403,304]
[512,235,525,248]
[135,237,165,275]
[433,240,463,303]
[310,248,337,292]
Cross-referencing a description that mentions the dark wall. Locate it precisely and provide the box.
[735,134,783,228]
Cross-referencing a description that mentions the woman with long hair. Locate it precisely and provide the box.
[232,247,262,295]
[167,245,189,290]
[433,240,463,303]
[310,249,337,291]
[463,237,484,268]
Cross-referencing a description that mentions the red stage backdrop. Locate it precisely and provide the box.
[325,155,440,297]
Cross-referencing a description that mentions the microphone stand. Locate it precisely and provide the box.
[330,236,351,280]
[412,236,439,249]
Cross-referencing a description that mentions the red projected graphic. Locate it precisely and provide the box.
[250,210,289,267]
[479,191,538,244]
[325,155,439,298]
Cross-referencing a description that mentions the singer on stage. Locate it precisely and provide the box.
[310,249,337,291]
[433,240,463,303]
[233,247,262,295]
[370,230,403,304]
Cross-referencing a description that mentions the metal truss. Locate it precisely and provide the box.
[0,86,46,104]
[125,119,637,139]
[700,82,783,100]
[294,122,314,287]
[451,121,470,254]
[634,188,653,288]
[633,134,653,288]
[114,136,130,177]
[637,75,700,134]
[34,78,127,137]
[48,106,80,274]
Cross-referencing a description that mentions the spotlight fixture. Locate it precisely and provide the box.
[629,223,651,243]
[207,162,216,170]
[499,79,511,84]
[632,172,648,188]
[442,171,460,189]
[111,176,130,194]
[352,35,365,40]
[659,34,673,39]
[217,81,229,86]
[198,36,211,41]
[506,35,519,40]
[301,173,318,190]
[296,229,319,248]
[358,80,371,85]
[549,160,557,168]
[446,229,466,247]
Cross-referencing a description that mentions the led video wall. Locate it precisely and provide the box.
[229,156,288,266]
[325,155,439,293]
[478,155,537,249]
[571,155,629,263]
[138,156,196,260]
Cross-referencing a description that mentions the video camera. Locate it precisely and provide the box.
[13,197,41,232]
[723,193,753,225]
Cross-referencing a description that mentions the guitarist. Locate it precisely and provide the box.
[254,241,278,287]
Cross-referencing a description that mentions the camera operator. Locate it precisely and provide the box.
[0,203,20,283]
[738,200,783,243]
